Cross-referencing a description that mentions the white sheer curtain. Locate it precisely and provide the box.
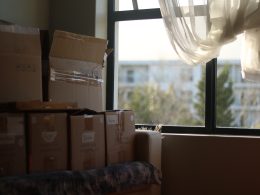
[159,0,260,81]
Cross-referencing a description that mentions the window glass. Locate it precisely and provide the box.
[137,0,160,9]
[115,0,206,11]
[217,35,260,128]
[116,19,205,126]
[115,0,160,11]
[115,0,133,11]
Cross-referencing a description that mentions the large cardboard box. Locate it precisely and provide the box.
[49,30,107,111]
[0,24,42,102]
[105,110,135,165]
[28,113,67,173]
[0,113,26,176]
[70,114,105,170]
[14,100,77,110]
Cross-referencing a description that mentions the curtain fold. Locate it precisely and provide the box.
[159,0,260,81]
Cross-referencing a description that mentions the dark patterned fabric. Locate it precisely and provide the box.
[0,161,161,195]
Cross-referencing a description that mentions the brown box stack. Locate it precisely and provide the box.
[70,114,105,170]
[28,113,67,173]
[105,110,135,165]
[0,113,26,176]
[48,30,107,111]
[0,24,42,102]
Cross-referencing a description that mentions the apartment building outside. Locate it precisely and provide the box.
[118,60,260,128]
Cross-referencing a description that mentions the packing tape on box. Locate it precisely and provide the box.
[43,115,55,131]
[118,111,133,144]
[0,116,24,135]
[83,150,95,169]
[0,117,7,133]
[0,23,39,34]
[117,112,123,143]
[84,116,94,131]
[50,68,103,86]
[40,115,57,143]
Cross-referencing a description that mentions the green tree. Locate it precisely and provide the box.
[194,65,235,126]
[119,84,194,125]
[193,67,206,125]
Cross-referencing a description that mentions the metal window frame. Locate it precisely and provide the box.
[107,0,260,136]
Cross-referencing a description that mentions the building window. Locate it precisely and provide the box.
[126,70,134,83]
[107,0,260,135]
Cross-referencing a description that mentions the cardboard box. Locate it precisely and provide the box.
[70,114,105,170]
[105,110,135,165]
[0,24,42,102]
[49,30,107,111]
[15,100,77,110]
[28,113,67,173]
[0,113,26,176]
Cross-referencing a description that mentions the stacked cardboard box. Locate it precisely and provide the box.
[0,113,26,176]
[0,23,137,175]
[28,113,67,173]
[70,114,105,170]
[0,23,42,102]
[48,31,107,111]
[105,110,135,165]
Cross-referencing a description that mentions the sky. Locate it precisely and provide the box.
[117,0,242,62]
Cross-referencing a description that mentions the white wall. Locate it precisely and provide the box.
[95,0,108,109]
[0,0,49,29]
[95,0,107,39]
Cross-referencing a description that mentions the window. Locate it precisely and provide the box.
[126,70,134,83]
[115,0,159,11]
[107,0,260,135]
[217,35,260,129]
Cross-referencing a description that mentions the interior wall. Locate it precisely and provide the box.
[0,0,49,29]
[162,134,260,195]
[95,0,107,39]
[49,0,95,36]
[95,0,108,109]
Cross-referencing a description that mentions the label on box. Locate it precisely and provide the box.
[41,131,57,143]
[106,115,118,125]
[82,132,95,144]
[16,64,36,72]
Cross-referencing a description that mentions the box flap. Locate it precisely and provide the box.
[50,30,107,65]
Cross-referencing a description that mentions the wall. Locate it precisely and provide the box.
[0,0,49,29]
[162,134,260,195]
[49,0,96,36]
[95,0,108,109]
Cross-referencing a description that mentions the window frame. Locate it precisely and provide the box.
[106,0,260,136]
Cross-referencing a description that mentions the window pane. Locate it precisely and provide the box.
[115,0,133,11]
[137,0,160,9]
[115,0,207,11]
[217,35,260,128]
[115,0,160,11]
[116,19,205,126]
